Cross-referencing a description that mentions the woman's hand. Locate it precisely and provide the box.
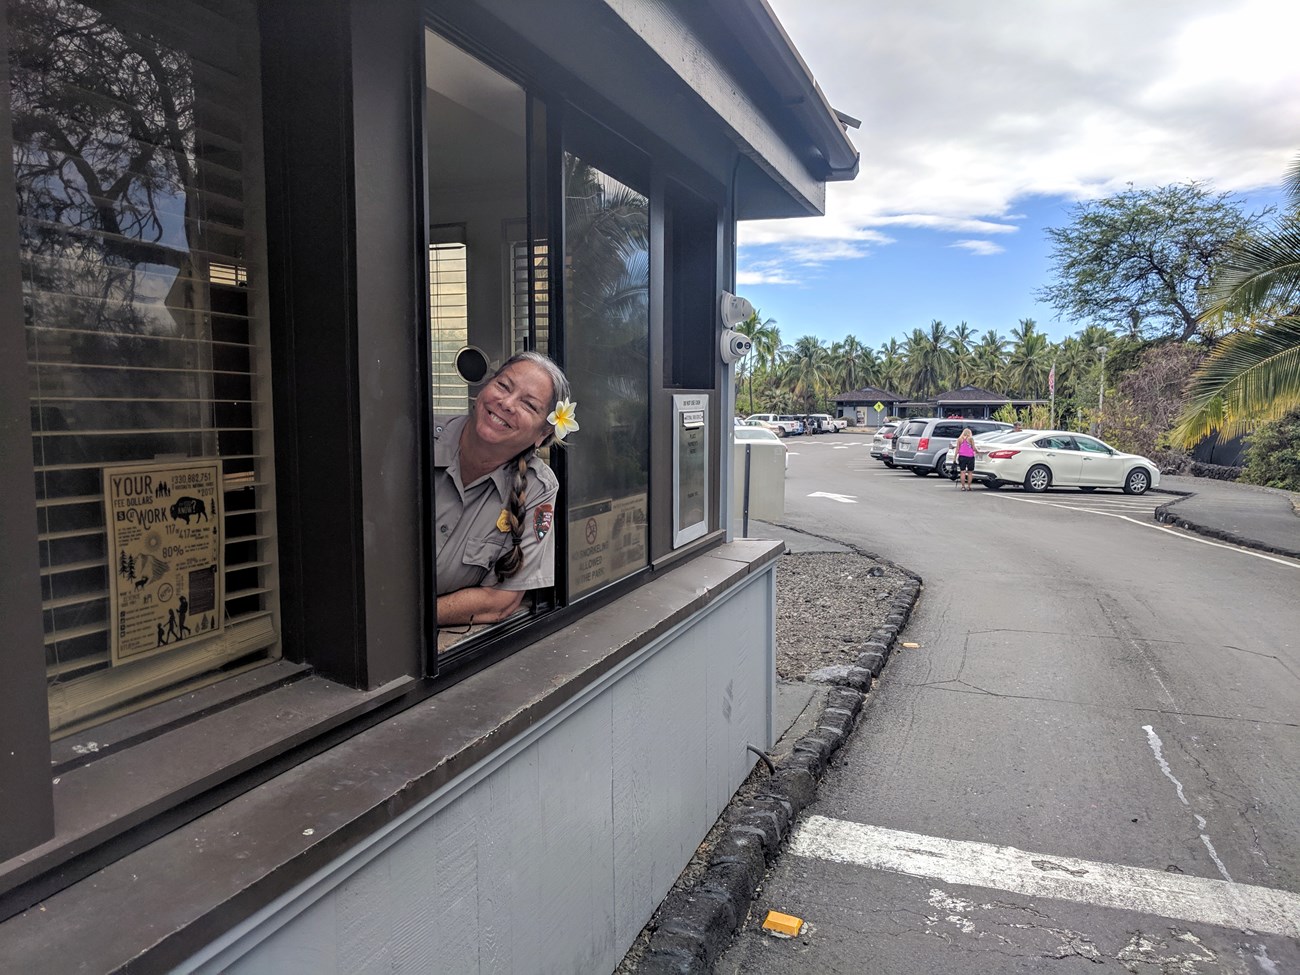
[437,586,525,626]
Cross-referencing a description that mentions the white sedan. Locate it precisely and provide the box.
[734,425,789,470]
[973,431,1161,494]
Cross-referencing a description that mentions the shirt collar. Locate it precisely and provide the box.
[434,413,513,500]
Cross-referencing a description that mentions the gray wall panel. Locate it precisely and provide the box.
[217,569,774,975]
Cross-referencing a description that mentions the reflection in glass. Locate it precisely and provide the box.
[563,154,650,598]
[11,0,278,729]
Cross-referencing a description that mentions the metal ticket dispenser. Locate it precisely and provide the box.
[672,394,708,547]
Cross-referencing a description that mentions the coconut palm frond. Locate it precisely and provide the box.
[1173,317,1300,444]
[1202,220,1300,317]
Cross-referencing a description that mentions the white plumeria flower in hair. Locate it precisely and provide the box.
[547,398,579,440]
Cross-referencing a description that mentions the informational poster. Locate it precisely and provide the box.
[672,395,708,547]
[103,461,224,665]
[568,492,648,597]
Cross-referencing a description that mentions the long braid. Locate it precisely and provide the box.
[493,449,532,582]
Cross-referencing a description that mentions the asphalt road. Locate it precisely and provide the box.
[719,436,1300,974]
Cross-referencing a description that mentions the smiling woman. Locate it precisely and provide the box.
[434,353,571,631]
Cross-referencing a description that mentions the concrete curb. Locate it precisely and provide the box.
[1153,491,1300,560]
[635,553,922,975]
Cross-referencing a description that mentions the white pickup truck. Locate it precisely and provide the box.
[746,413,804,437]
[806,413,848,433]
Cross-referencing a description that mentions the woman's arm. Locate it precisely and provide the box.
[437,586,525,626]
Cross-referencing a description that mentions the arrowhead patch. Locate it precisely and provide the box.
[533,504,554,541]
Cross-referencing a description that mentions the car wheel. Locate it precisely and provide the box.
[911,467,930,477]
[938,460,954,478]
[1024,464,1051,492]
[883,460,895,468]
[775,427,786,438]
[983,479,1003,490]
[1123,468,1150,495]
[1078,486,1097,493]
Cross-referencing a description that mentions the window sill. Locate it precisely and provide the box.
[0,666,418,920]
[0,539,782,973]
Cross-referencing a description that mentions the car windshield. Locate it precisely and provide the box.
[903,421,928,436]
[734,428,781,443]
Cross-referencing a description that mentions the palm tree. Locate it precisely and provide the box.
[1174,156,1300,444]
[902,320,952,398]
[781,335,834,414]
[1005,331,1051,397]
[970,330,1007,391]
[1010,318,1038,347]
[830,334,874,392]
[1173,209,1300,438]
[877,338,906,394]
[736,310,779,414]
[947,321,976,387]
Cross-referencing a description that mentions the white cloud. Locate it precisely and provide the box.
[754,0,1300,254]
[736,268,798,286]
[950,240,1005,256]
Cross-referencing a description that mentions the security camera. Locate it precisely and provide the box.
[720,328,751,364]
[719,291,755,329]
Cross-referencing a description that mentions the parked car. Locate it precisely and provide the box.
[870,421,901,460]
[893,417,1014,476]
[941,429,1039,479]
[976,431,1161,493]
[746,413,803,437]
[733,424,789,470]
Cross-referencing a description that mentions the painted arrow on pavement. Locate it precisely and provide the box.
[808,491,857,504]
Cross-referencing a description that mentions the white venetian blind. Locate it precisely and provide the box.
[429,234,468,413]
[12,0,280,732]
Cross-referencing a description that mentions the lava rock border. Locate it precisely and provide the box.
[635,562,922,974]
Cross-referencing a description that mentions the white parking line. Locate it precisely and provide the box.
[789,815,1300,939]
[987,493,1300,568]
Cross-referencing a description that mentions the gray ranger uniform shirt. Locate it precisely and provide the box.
[434,414,559,595]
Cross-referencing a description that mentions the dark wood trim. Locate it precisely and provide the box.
[260,0,368,686]
[0,0,55,861]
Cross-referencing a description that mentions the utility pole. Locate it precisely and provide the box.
[1095,345,1108,436]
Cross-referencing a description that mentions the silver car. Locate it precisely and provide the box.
[893,417,1014,476]
[870,422,900,461]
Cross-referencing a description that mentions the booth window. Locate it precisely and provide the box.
[13,0,279,736]
[562,153,650,598]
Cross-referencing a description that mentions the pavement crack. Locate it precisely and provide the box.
[1032,858,1090,877]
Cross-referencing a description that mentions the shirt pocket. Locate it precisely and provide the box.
[463,534,510,572]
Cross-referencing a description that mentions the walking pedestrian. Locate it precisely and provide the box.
[955,427,977,491]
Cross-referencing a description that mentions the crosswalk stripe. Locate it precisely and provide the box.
[789,815,1300,939]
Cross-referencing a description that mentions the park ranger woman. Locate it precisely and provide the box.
[434,352,576,628]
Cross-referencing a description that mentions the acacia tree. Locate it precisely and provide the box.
[1038,182,1267,341]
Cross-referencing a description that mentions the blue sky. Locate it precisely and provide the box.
[741,0,1300,351]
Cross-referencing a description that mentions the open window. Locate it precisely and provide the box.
[424,30,559,654]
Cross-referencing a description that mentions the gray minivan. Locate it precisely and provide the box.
[893,417,1014,476]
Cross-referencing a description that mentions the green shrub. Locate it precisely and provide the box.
[1240,408,1300,491]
